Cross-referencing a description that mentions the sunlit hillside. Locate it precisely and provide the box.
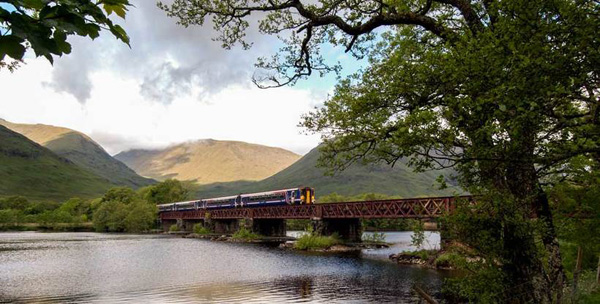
[195,145,464,199]
[0,125,113,200]
[0,119,154,189]
[115,139,300,184]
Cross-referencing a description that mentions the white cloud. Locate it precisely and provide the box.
[0,58,322,155]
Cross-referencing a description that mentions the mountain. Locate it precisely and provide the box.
[0,125,113,201]
[114,140,301,184]
[195,146,463,199]
[0,119,154,189]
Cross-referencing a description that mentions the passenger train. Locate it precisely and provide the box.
[157,187,315,212]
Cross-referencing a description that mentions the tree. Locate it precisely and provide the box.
[160,0,599,302]
[101,187,138,205]
[0,0,131,69]
[124,201,157,233]
[143,179,189,205]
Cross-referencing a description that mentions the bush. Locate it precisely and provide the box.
[435,252,466,268]
[232,227,260,240]
[193,223,211,235]
[362,231,386,243]
[169,224,179,232]
[294,233,341,250]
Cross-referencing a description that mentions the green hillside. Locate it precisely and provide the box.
[0,125,114,201]
[195,146,464,199]
[0,119,155,189]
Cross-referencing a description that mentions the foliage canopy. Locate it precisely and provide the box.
[161,0,599,302]
[0,0,131,68]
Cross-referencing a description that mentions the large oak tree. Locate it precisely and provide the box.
[160,0,599,302]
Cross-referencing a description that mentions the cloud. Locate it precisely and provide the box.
[45,0,271,104]
[0,0,330,156]
[0,60,321,155]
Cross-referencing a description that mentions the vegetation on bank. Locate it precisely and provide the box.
[193,224,211,235]
[0,179,189,233]
[294,233,341,250]
[231,227,261,241]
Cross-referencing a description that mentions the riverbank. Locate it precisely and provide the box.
[179,231,391,252]
[0,222,95,232]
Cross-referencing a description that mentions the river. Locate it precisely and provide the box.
[0,231,448,303]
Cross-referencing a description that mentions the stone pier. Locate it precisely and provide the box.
[245,218,286,237]
[181,219,203,232]
[211,219,240,234]
[161,219,178,231]
[311,218,362,242]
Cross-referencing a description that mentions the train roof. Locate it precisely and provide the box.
[164,186,314,205]
[159,200,198,206]
[202,195,238,202]
[240,187,310,197]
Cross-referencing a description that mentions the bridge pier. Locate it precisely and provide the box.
[212,219,240,235]
[245,218,286,237]
[312,218,362,242]
[161,219,178,231]
[181,219,203,232]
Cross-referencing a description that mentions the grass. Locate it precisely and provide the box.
[294,233,341,250]
[196,144,464,199]
[1,120,154,189]
[434,252,466,268]
[0,125,114,201]
[231,227,261,240]
[193,223,211,235]
[362,231,387,243]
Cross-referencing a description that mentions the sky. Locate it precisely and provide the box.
[0,1,361,155]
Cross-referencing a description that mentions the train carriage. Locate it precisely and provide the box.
[202,195,239,209]
[160,187,315,210]
[172,200,197,211]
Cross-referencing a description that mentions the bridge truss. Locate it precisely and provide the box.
[159,196,472,220]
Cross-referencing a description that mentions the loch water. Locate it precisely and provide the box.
[0,232,448,303]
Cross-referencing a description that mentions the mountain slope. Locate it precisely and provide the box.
[0,119,154,188]
[0,125,113,201]
[195,146,463,199]
[114,140,300,184]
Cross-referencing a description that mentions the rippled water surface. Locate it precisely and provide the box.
[0,232,446,303]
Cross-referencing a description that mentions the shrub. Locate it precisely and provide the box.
[362,231,386,243]
[294,233,341,250]
[169,224,179,232]
[435,252,465,268]
[232,227,261,240]
[193,223,211,235]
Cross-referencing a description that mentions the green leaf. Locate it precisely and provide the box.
[103,4,128,19]
[109,24,130,46]
[0,36,26,60]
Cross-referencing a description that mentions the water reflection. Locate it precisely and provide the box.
[0,232,446,303]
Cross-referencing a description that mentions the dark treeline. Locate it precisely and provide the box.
[0,179,188,232]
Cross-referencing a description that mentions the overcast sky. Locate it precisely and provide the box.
[0,1,356,155]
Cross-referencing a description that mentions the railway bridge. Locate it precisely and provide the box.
[159,195,473,242]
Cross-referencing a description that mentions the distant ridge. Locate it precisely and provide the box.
[0,125,113,200]
[0,119,155,189]
[115,139,301,184]
[195,145,463,199]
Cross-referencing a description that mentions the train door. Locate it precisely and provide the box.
[301,187,314,204]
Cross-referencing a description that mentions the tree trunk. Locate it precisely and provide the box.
[597,256,600,285]
[534,189,566,303]
[571,246,583,302]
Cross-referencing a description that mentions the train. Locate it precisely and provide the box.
[157,187,315,212]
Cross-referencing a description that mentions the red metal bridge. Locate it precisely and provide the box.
[159,195,472,221]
